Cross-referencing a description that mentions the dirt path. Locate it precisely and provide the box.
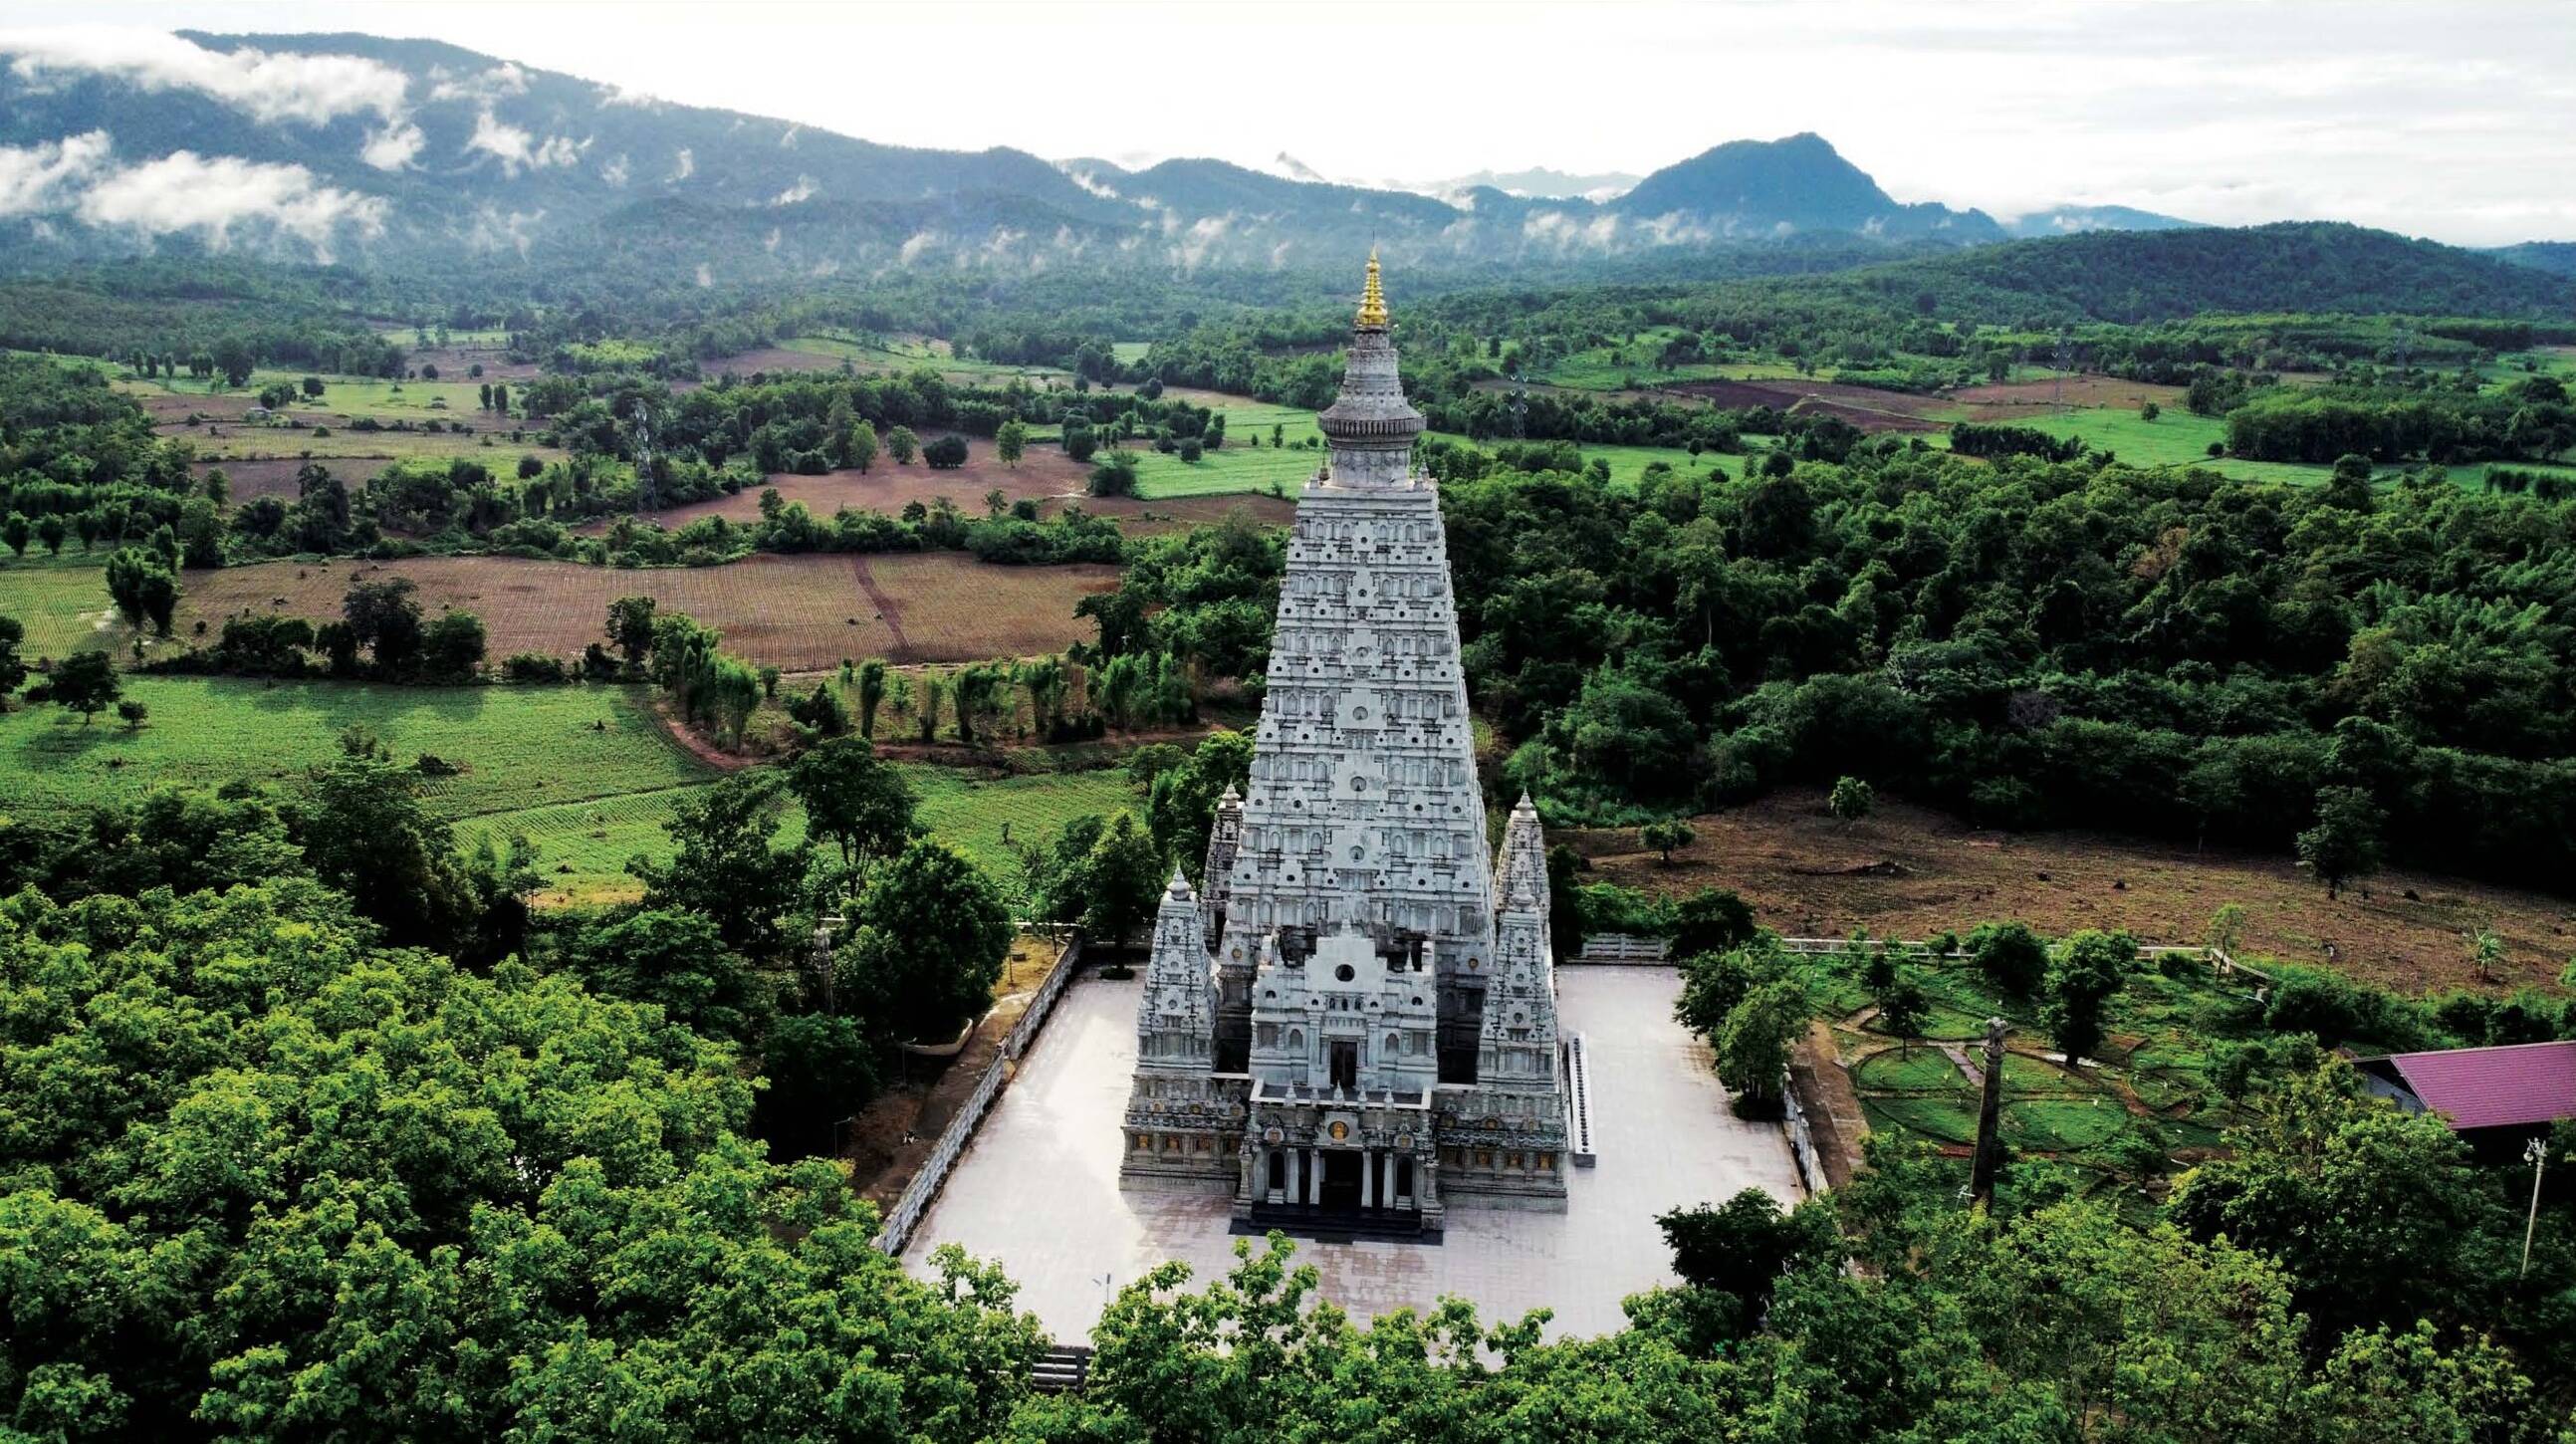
[849,555,911,657]
[1788,1019,1868,1191]
[652,700,752,773]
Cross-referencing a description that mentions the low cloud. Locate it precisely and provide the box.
[668,147,695,182]
[428,63,527,105]
[0,129,112,216]
[76,150,387,262]
[1,28,407,125]
[898,231,937,264]
[695,262,713,288]
[467,110,583,176]
[771,176,818,206]
[462,203,544,260]
[1058,165,1120,200]
[600,154,630,187]
[360,121,424,171]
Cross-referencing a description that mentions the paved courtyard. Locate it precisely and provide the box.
[899,966,1803,1340]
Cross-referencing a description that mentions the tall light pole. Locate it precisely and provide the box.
[2523,1135,2551,1281]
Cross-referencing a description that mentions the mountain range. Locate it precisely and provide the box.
[0,28,2524,290]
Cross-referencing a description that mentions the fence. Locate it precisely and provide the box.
[873,930,1087,1256]
[1564,1033,1599,1165]
[1779,1074,1827,1197]
[1570,933,1671,964]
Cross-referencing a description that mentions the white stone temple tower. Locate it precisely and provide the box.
[1118,253,1569,1235]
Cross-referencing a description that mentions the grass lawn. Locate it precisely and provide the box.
[1532,326,1807,390]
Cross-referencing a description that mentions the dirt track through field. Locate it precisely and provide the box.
[849,555,910,654]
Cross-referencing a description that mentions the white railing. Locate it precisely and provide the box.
[874,931,1087,1256]
[1565,1033,1598,1165]
[1780,1074,1825,1198]
[1571,933,1671,964]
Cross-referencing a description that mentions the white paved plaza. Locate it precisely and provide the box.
[899,966,1802,1340]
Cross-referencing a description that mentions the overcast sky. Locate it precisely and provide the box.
[10,0,2574,245]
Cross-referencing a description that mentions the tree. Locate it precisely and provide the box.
[35,514,65,555]
[1826,774,1874,823]
[885,425,919,465]
[1716,978,1809,1118]
[995,418,1028,468]
[1873,972,1930,1058]
[855,658,888,738]
[2169,1058,2484,1343]
[115,698,148,730]
[563,906,765,1043]
[843,839,1011,1043]
[753,1012,878,1160]
[789,736,918,866]
[2044,929,2131,1069]
[4,514,29,557]
[293,750,530,957]
[1640,819,1695,863]
[104,548,178,635]
[1667,887,1756,959]
[0,614,25,706]
[0,879,1041,1441]
[1657,1188,1838,1334]
[923,434,969,469]
[1968,920,2050,995]
[51,650,118,725]
[1141,730,1253,873]
[846,418,879,473]
[420,609,488,680]
[344,576,425,675]
[2467,924,2503,985]
[1067,812,1166,940]
[606,595,657,669]
[1088,450,1140,497]
[630,773,812,958]
[2297,784,2383,899]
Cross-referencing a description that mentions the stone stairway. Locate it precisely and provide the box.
[1031,1343,1093,1393]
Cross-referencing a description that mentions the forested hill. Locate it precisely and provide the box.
[1844,222,2576,326]
[0,30,2263,288]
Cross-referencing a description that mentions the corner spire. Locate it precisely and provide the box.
[1355,246,1388,330]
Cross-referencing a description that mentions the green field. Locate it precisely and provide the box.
[0,672,1149,904]
[0,557,140,662]
[2019,405,2576,491]
[1531,326,1807,390]
[120,368,494,420]
[778,334,1072,384]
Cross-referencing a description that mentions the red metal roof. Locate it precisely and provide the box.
[2386,1040,2576,1131]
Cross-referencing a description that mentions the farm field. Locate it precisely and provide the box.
[0,552,1119,672]
[1531,326,1810,390]
[774,333,1074,385]
[587,448,1093,533]
[0,671,1147,905]
[2016,405,2335,485]
[0,676,713,824]
[1575,785,2576,995]
[0,557,131,660]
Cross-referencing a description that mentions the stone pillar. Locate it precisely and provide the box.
[1360,1148,1375,1208]
[1384,1152,1398,1206]
[1285,1147,1299,1204]
[1305,1148,1320,1206]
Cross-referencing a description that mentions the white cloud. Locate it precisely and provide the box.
[463,203,544,260]
[1,28,407,125]
[771,176,817,205]
[695,261,712,287]
[0,129,112,216]
[668,147,695,182]
[360,121,424,171]
[596,82,659,109]
[1058,166,1120,200]
[428,62,528,105]
[76,151,387,262]
[600,153,630,186]
[467,111,583,175]
[764,226,780,253]
[779,123,801,149]
[899,231,936,264]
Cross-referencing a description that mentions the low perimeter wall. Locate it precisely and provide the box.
[874,930,1086,1256]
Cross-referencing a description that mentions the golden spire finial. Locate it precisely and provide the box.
[1355,245,1388,329]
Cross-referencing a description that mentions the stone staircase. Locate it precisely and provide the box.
[1031,1343,1093,1393]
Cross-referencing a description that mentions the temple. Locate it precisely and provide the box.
[1119,252,1570,1238]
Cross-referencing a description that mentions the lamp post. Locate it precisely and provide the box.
[2523,1135,2550,1281]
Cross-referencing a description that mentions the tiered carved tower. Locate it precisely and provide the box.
[1119,254,1570,1236]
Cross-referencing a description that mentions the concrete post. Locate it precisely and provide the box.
[1306,1148,1320,1206]
[1285,1147,1299,1204]
[1361,1148,1376,1208]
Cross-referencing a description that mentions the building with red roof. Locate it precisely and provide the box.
[2357,1039,2576,1155]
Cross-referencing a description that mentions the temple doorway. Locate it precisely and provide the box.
[1328,1040,1359,1091]
[1319,1150,1363,1211]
